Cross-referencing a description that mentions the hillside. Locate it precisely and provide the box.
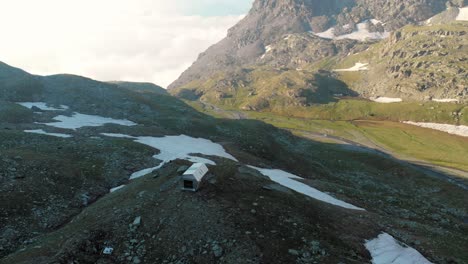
[1,61,467,263]
[335,21,467,100]
[109,81,168,95]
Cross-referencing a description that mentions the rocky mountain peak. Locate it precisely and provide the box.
[168,0,457,90]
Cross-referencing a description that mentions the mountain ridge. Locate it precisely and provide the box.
[168,0,464,90]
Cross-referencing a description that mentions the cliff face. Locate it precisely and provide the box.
[169,0,458,90]
[168,0,353,89]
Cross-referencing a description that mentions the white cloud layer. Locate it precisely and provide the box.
[0,0,250,87]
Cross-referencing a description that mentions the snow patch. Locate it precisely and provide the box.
[42,113,137,130]
[334,62,369,72]
[403,121,468,137]
[370,19,383,25]
[101,133,237,179]
[365,233,432,264]
[314,27,335,39]
[432,98,458,103]
[456,6,468,21]
[17,102,68,111]
[100,133,136,139]
[130,167,162,180]
[110,185,126,193]
[261,45,273,59]
[314,20,390,41]
[371,97,403,103]
[24,129,72,138]
[249,166,365,211]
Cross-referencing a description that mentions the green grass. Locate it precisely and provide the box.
[264,99,465,125]
[354,121,468,171]
[182,95,468,171]
[241,111,468,172]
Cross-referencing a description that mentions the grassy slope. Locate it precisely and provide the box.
[187,101,468,172]
[270,100,466,125]
[246,111,468,172]
[354,120,468,170]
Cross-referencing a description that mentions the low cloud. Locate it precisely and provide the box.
[0,0,248,87]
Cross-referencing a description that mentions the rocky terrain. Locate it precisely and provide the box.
[1,1,467,263]
[337,21,468,100]
[1,61,467,263]
[169,0,467,109]
[169,0,465,89]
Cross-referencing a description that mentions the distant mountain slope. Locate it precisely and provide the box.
[109,81,167,95]
[0,61,44,101]
[170,21,467,112]
[0,62,175,124]
[170,1,467,109]
[337,21,468,100]
[169,0,461,90]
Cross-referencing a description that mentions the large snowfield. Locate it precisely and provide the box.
[249,166,365,211]
[403,121,468,137]
[101,133,238,179]
[17,103,137,130]
[365,233,432,264]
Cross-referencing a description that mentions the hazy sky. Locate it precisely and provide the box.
[0,0,253,87]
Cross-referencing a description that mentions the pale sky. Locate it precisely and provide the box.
[0,0,253,87]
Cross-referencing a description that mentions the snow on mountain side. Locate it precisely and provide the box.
[314,20,390,41]
[456,6,468,20]
[334,63,369,72]
[370,97,403,103]
[365,233,433,264]
[432,98,459,103]
[249,166,365,211]
[41,113,137,130]
[17,102,68,111]
[101,133,238,179]
[24,129,73,138]
[169,0,455,90]
[403,122,468,137]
